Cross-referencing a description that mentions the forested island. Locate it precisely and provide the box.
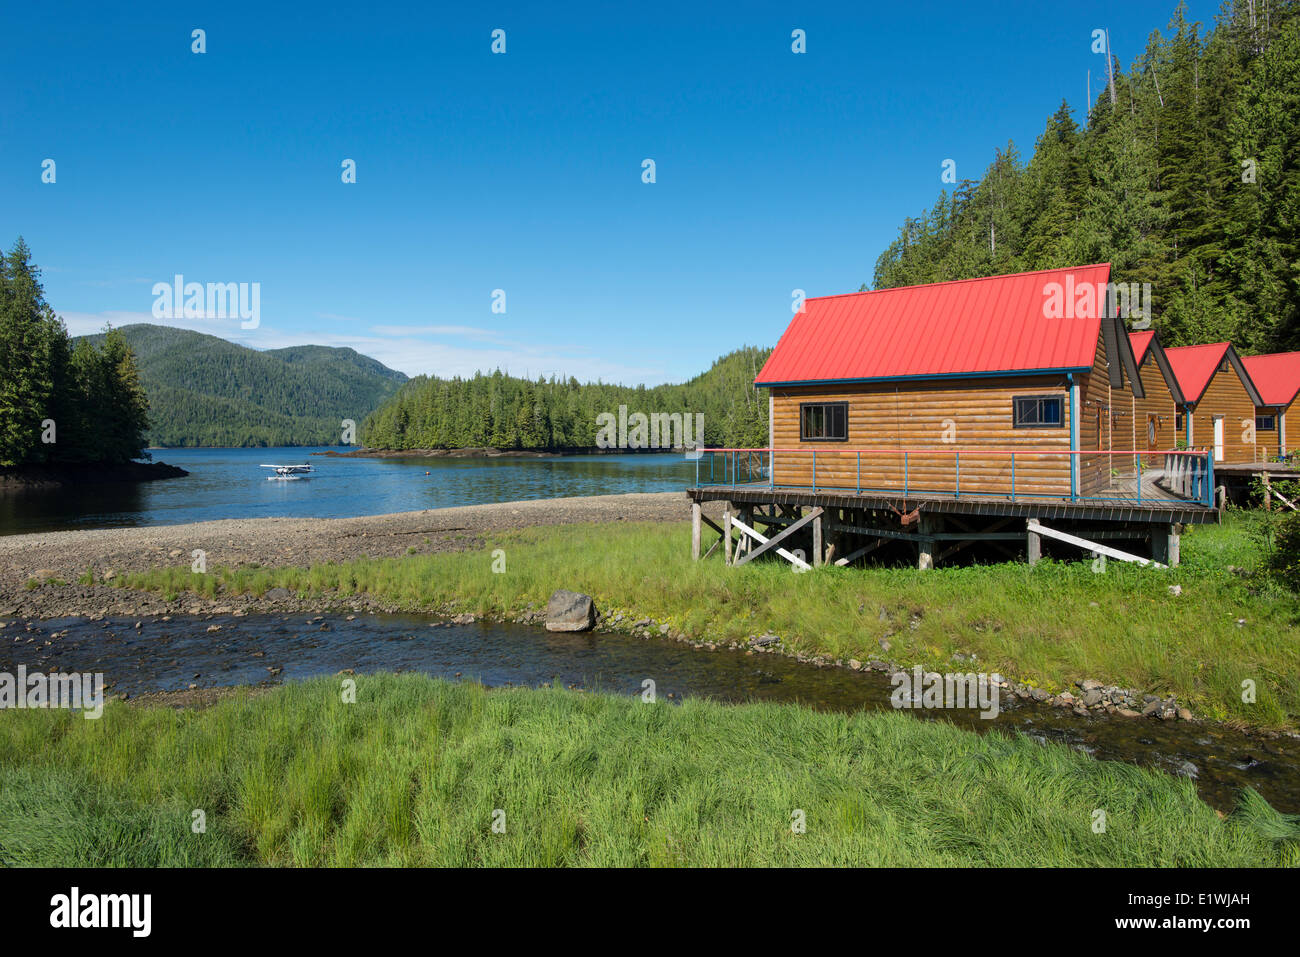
[357,347,772,452]
[0,238,177,486]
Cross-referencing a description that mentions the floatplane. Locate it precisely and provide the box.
[260,463,314,480]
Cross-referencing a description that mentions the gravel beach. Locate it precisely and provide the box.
[0,491,712,618]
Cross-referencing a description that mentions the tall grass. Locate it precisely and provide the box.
[117,513,1300,728]
[1,674,1295,867]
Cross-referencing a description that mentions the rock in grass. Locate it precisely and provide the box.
[545,590,596,632]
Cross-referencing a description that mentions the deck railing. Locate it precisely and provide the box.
[692,447,1215,508]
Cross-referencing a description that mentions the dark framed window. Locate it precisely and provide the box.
[1012,394,1064,429]
[799,401,848,441]
[1175,412,1184,432]
[1256,415,1276,432]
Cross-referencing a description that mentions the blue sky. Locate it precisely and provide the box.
[2,0,1221,385]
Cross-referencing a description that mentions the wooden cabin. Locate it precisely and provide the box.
[1128,330,1184,466]
[1241,352,1300,459]
[753,264,1145,500]
[1164,343,1263,464]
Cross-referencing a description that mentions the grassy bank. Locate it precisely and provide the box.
[116,512,1300,730]
[0,674,1295,866]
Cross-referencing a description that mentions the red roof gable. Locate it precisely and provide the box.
[1129,330,1155,364]
[755,264,1113,386]
[1242,352,1300,407]
[1164,343,1231,403]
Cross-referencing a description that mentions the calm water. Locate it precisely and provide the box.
[6,612,1297,813]
[0,447,696,534]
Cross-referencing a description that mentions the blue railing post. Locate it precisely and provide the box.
[769,449,774,490]
[1011,453,1015,502]
[856,451,861,494]
[1206,450,1215,507]
[695,454,699,488]
[812,450,817,492]
[955,451,960,499]
[904,452,909,497]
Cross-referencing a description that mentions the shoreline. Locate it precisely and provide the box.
[0,492,709,594]
[0,460,188,491]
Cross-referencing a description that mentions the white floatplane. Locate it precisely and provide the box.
[260,463,314,480]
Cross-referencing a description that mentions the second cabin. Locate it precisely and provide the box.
[753,264,1151,501]
[1164,342,1263,464]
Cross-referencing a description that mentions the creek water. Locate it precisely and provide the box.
[4,612,1296,813]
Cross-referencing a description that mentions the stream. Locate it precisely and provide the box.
[3,613,1296,813]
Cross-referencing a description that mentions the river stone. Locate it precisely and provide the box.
[545,590,596,632]
[1083,689,1104,707]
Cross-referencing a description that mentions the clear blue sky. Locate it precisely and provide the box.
[2,0,1221,385]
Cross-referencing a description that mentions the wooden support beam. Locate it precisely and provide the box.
[813,510,824,567]
[917,513,936,570]
[723,507,733,565]
[1027,520,1042,566]
[731,511,820,570]
[833,538,886,566]
[1027,519,1167,568]
[691,503,701,561]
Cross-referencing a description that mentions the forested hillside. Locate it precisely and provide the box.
[870,0,1300,353]
[361,347,771,451]
[80,325,407,447]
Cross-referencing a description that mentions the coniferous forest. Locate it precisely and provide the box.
[870,0,1300,353]
[0,238,150,468]
[359,347,773,451]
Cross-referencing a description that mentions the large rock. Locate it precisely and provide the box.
[545,590,596,632]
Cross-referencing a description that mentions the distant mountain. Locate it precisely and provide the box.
[79,324,407,447]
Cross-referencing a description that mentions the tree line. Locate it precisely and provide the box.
[870,0,1300,353]
[0,238,150,467]
[361,347,771,451]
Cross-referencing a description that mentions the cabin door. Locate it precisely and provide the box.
[1213,415,1225,462]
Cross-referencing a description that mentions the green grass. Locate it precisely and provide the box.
[117,512,1300,729]
[0,674,1295,866]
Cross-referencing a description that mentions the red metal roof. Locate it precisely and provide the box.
[1242,352,1300,407]
[755,264,1113,386]
[1164,342,1231,403]
[1129,330,1155,364]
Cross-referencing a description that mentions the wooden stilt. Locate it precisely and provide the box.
[723,506,733,565]
[917,513,935,570]
[691,502,701,561]
[1027,519,1042,566]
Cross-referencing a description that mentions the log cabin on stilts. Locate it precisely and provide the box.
[1242,351,1300,460]
[687,264,1217,570]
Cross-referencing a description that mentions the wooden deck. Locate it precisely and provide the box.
[688,468,1217,526]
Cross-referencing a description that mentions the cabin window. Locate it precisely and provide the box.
[799,401,848,442]
[1012,395,1064,429]
[1175,412,1184,432]
[1256,415,1276,432]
